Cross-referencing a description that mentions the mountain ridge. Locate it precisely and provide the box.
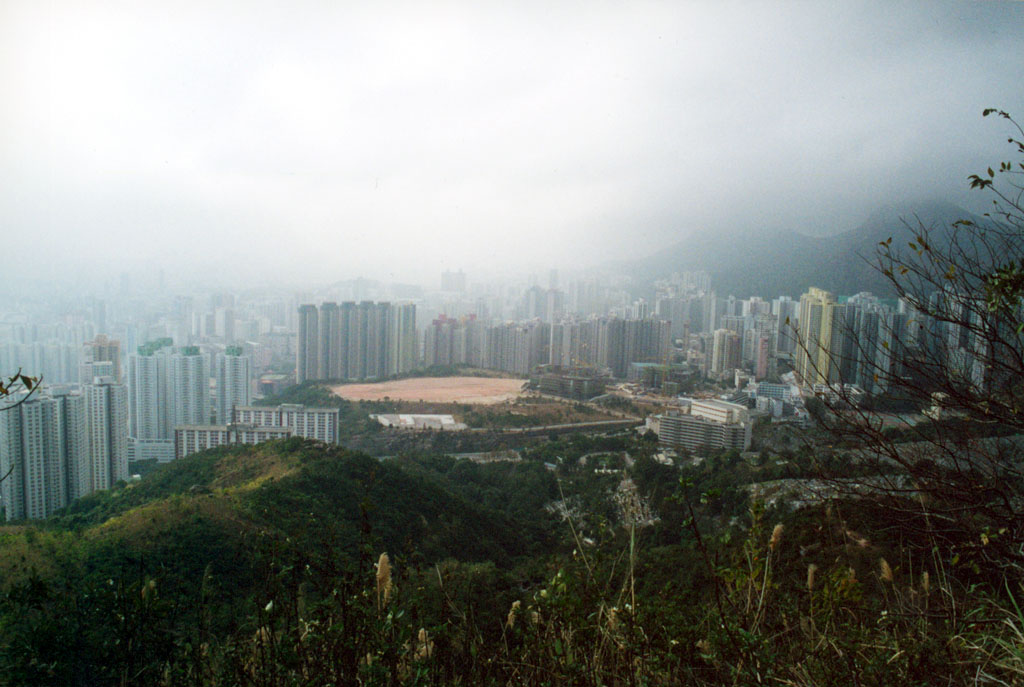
[622,199,984,298]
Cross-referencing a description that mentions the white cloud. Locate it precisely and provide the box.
[1,0,1022,288]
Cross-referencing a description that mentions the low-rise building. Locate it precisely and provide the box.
[173,403,340,459]
[233,404,339,444]
[652,398,751,454]
[174,423,293,460]
[371,414,468,431]
[537,370,606,401]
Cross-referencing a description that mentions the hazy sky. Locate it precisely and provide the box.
[1,1,1022,290]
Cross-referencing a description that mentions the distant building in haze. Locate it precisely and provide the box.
[128,340,210,462]
[441,270,467,293]
[216,347,251,424]
[82,334,122,383]
[296,302,417,383]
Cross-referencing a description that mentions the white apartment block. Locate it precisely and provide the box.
[0,377,128,521]
[690,399,749,425]
[215,350,251,424]
[233,404,339,444]
[85,377,129,492]
[653,398,751,455]
[0,392,76,519]
[129,350,170,441]
[170,352,210,427]
[174,424,292,460]
[173,403,340,460]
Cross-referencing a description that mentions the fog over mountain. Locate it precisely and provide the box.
[622,199,988,298]
[1,1,1022,292]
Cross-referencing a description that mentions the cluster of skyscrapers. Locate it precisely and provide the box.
[423,316,552,375]
[794,288,911,393]
[127,340,252,462]
[792,286,1017,395]
[421,314,673,378]
[548,318,672,377]
[0,377,126,519]
[297,302,417,383]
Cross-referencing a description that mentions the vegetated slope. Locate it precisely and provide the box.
[3,439,552,599]
[627,200,986,297]
[2,430,1022,684]
[0,438,567,684]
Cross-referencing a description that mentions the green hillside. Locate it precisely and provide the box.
[1,434,1022,685]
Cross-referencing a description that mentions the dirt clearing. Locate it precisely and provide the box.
[330,377,526,405]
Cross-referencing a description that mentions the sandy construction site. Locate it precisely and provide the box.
[329,376,526,405]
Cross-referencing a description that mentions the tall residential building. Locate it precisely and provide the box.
[441,269,467,293]
[754,335,772,380]
[549,317,671,378]
[520,286,564,322]
[794,288,867,387]
[296,304,319,383]
[486,321,551,375]
[297,302,416,382]
[0,378,129,521]
[0,390,84,520]
[600,318,671,378]
[424,315,458,367]
[772,297,799,355]
[318,302,340,380]
[170,347,210,428]
[742,315,778,363]
[655,296,705,339]
[828,303,860,385]
[364,301,389,379]
[0,340,81,385]
[128,340,210,463]
[80,360,116,385]
[710,329,741,376]
[128,342,172,450]
[83,335,122,383]
[795,288,838,386]
[84,376,129,493]
[388,303,418,375]
[216,347,251,424]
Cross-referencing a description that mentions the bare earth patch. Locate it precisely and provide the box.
[330,376,527,405]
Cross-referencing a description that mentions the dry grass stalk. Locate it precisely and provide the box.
[807,564,818,592]
[880,558,894,583]
[506,600,521,629]
[769,524,784,551]
[415,628,434,660]
[845,529,871,548]
[376,553,393,607]
[921,571,930,595]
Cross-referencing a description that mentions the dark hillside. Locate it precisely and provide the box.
[625,200,990,297]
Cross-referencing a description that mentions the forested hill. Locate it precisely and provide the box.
[40,438,556,573]
[623,200,985,297]
[0,431,1022,684]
